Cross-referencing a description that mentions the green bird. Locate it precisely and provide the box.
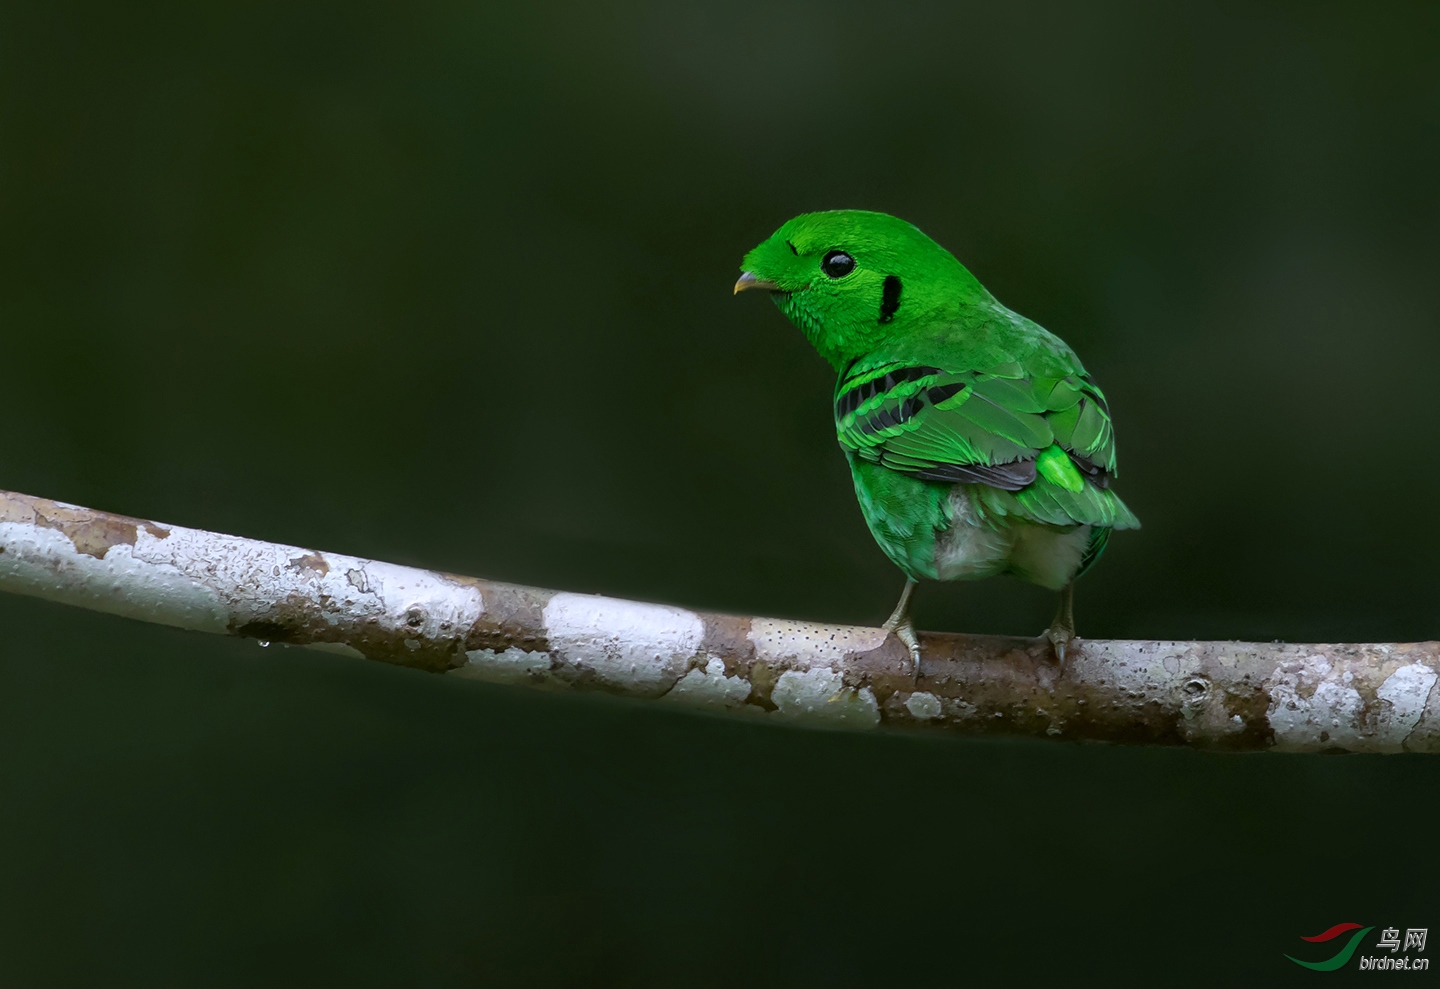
[735,210,1139,667]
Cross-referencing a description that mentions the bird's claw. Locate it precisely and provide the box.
[1044,625,1074,665]
[884,617,923,681]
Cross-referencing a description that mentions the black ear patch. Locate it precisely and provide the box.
[878,275,902,323]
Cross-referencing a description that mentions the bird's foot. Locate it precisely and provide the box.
[1043,582,1076,665]
[1043,623,1075,665]
[881,578,922,681]
[882,614,923,681]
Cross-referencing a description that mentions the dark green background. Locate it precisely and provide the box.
[2,2,1436,983]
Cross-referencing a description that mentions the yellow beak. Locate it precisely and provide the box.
[733,271,781,295]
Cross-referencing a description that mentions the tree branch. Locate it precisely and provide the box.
[1,487,1436,752]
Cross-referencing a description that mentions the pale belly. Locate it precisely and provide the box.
[933,486,1092,591]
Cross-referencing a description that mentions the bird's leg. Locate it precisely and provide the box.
[881,578,922,678]
[1043,581,1076,664]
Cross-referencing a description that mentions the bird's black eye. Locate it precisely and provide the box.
[821,250,855,279]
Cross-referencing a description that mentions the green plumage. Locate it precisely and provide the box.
[737,210,1138,653]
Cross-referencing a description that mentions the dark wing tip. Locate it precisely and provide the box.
[1066,450,1114,488]
[904,459,1038,491]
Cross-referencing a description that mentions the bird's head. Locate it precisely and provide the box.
[735,210,990,369]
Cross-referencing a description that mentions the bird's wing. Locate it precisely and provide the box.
[834,360,1137,528]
